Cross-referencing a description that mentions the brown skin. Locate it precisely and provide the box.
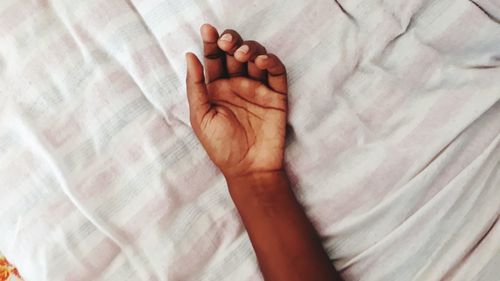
[186,24,343,281]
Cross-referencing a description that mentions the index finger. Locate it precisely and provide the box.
[201,24,225,82]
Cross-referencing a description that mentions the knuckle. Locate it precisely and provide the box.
[246,40,266,53]
[268,54,286,71]
[267,53,278,62]
[223,29,241,39]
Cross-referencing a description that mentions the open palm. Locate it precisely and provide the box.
[186,24,288,179]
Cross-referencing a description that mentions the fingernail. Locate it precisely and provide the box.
[220,33,232,42]
[237,45,249,54]
[258,55,268,60]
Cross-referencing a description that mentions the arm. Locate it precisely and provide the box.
[226,171,342,281]
[185,23,342,281]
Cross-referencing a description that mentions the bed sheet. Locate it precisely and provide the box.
[0,0,499,280]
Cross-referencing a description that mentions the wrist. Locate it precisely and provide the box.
[224,169,287,188]
[224,170,291,205]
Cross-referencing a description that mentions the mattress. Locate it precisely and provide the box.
[0,0,499,280]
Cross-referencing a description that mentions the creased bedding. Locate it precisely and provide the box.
[0,0,499,280]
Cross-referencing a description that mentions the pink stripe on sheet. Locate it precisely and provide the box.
[63,238,120,281]
[130,45,169,78]
[0,2,41,34]
[121,158,220,240]
[75,162,119,199]
[43,115,82,147]
[167,210,243,280]
[313,89,480,224]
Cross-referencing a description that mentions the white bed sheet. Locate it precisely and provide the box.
[0,0,499,280]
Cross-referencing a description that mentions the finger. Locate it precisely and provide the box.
[255,54,287,94]
[200,24,225,82]
[186,52,211,127]
[234,40,267,82]
[217,29,244,54]
[217,29,245,77]
[234,40,267,62]
[229,77,287,111]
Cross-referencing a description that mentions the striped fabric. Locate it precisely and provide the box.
[0,0,499,280]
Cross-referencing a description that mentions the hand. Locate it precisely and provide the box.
[186,25,341,281]
[185,24,288,179]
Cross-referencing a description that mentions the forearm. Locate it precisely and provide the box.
[225,171,342,281]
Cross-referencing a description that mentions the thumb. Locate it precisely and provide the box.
[186,52,211,128]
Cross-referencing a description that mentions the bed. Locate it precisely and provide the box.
[0,0,499,280]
